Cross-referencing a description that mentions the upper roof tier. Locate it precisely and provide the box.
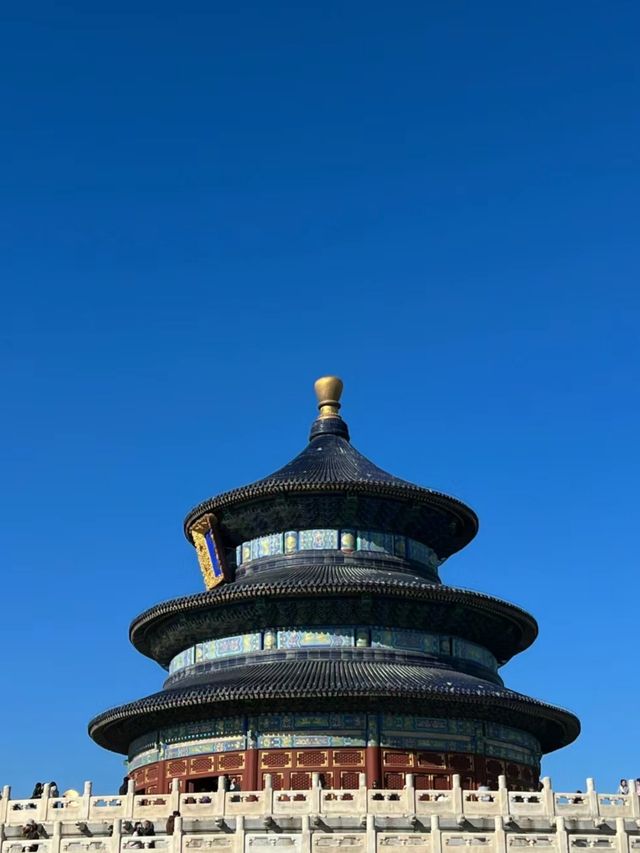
[183,377,479,560]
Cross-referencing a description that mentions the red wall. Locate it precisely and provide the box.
[131,746,538,793]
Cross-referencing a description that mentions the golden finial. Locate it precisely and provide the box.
[314,376,344,419]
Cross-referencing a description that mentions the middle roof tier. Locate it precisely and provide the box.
[130,563,537,668]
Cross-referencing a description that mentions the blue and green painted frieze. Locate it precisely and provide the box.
[127,713,541,772]
[235,528,443,570]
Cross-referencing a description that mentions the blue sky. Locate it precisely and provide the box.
[1,1,639,796]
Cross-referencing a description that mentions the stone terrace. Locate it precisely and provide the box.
[2,776,638,852]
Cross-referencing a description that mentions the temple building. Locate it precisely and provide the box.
[89,377,579,795]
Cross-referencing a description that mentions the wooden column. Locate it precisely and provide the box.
[245,747,258,791]
[365,746,381,787]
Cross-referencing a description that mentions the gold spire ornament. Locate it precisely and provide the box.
[314,376,344,418]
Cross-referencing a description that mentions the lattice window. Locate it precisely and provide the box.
[507,763,520,778]
[219,753,245,769]
[433,775,450,790]
[190,757,214,773]
[450,754,472,771]
[415,774,431,789]
[296,750,328,767]
[333,750,363,766]
[261,751,292,768]
[264,773,284,790]
[486,760,503,775]
[145,765,159,780]
[319,772,334,789]
[290,772,311,790]
[167,760,188,776]
[340,772,360,790]
[384,773,404,789]
[383,751,413,767]
[417,752,445,768]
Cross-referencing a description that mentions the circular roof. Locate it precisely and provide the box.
[129,564,538,667]
[89,658,579,756]
[183,381,478,557]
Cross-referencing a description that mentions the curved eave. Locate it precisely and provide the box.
[89,660,579,756]
[183,480,479,555]
[129,567,538,667]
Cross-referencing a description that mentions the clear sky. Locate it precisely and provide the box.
[1,1,639,797]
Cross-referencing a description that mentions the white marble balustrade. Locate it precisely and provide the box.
[1,776,640,822]
[1,777,639,853]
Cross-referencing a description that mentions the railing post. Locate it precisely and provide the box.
[430,814,443,853]
[498,776,509,815]
[169,779,180,814]
[555,816,569,853]
[541,777,554,819]
[312,773,323,815]
[406,773,416,815]
[628,780,639,819]
[215,777,225,818]
[451,774,463,819]
[300,814,311,853]
[0,786,10,824]
[262,774,272,817]
[125,779,135,820]
[111,818,122,853]
[40,784,50,823]
[81,781,92,821]
[49,821,62,853]
[234,814,245,853]
[616,816,630,853]
[366,813,376,850]
[494,815,507,853]
[586,778,598,818]
[172,815,182,853]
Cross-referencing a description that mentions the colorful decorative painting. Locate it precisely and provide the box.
[235,528,443,569]
[168,627,499,676]
[276,628,354,649]
[127,712,541,771]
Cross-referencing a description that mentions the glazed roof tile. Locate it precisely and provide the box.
[129,564,538,666]
[250,433,416,487]
[132,564,534,626]
[89,658,579,755]
[183,418,478,550]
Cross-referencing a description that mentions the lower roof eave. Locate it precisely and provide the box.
[89,685,579,757]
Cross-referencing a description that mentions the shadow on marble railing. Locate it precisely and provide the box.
[2,809,640,853]
[4,823,640,853]
[1,776,638,825]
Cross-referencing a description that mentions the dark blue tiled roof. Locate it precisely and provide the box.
[183,416,479,552]
[252,433,415,488]
[88,657,580,755]
[129,564,538,667]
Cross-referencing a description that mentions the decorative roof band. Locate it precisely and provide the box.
[167,626,498,676]
[235,529,443,570]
